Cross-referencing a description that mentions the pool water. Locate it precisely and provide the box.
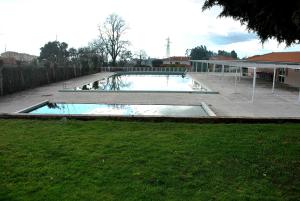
[74,73,213,92]
[27,103,210,117]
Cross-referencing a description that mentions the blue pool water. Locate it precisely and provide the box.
[74,73,213,92]
[27,103,209,117]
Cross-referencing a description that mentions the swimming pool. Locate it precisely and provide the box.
[70,72,216,93]
[20,102,216,117]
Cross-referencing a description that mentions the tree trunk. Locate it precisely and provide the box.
[112,56,117,67]
[73,64,77,77]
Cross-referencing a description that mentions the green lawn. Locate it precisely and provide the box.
[0,120,299,201]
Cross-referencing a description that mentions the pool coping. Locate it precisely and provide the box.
[58,89,219,94]
[16,100,216,117]
[58,72,219,94]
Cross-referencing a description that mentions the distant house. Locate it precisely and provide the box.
[0,51,37,65]
[247,52,300,87]
[162,56,191,67]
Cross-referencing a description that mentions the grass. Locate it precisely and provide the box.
[0,119,299,201]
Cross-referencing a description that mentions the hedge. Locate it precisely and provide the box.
[0,64,100,96]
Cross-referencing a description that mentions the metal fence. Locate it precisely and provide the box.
[100,66,190,73]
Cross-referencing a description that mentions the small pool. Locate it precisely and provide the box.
[70,72,216,93]
[20,102,216,117]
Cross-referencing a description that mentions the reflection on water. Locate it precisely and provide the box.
[29,103,209,117]
[75,73,210,92]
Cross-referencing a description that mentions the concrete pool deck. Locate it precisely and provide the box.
[0,72,299,117]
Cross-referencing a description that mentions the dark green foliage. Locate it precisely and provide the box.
[218,50,231,57]
[118,50,133,67]
[203,0,300,46]
[68,48,78,64]
[217,50,238,59]
[91,55,100,70]
[80,60,90,74]
[1,64,99,95]
[0,59,3,67]
[189,45,214,60]
[230,50,238,59]
[0,120,299,200]
[39,41,69,65]
[152,59,163,67]
[188,45,239,59]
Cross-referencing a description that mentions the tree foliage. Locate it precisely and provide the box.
[68,48,78,64]
[39,41,69,65]
[217,50,237,59]
[118,50,133,67]
[202,0,300,46]
[187,45,238,59]
[230,50,237,59]
[99,14,129,66]
[188,45,214,60]
[217,50,231,57]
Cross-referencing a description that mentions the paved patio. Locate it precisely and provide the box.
[0,72,299,117]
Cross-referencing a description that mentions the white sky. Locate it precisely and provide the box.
[0,0,299,58]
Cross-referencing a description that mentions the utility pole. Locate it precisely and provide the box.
[166,37,170,58]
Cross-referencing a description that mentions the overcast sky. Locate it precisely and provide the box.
[0,0,299,58]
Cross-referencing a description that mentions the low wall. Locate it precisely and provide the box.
[1,113,300,124]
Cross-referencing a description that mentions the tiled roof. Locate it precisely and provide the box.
[247,52,300,63]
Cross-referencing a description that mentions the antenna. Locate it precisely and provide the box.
[4,44,6,52]
[166,37,171,58]
[55,34,58,41]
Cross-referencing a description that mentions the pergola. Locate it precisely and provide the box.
[190,60,300,103]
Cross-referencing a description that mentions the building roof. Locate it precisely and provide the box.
[209,55,235,61]
[163,56,190,61]
[247,52,300,63]
[1,51,37,58]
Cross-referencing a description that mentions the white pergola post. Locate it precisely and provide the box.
[221,65,225,79]
[234,67,238,93]
[252,67,257,103]
[192,62,194,72]
[213,64,216,73]
[272,68,276,94]
[201,62,203,72]
[207,63,209,72]
[195,62,198,72]
[239,67,242,81]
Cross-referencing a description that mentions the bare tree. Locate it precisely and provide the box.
[89,39,108,67]
[99,14,129,66]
